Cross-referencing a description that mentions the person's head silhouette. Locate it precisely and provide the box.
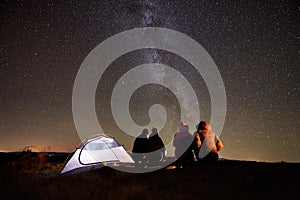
[140,129,149,138]
[197,121,211,132]
[151,127,158,137]
[179,121,189,132]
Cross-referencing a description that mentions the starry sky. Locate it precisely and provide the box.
[0,0,299,162]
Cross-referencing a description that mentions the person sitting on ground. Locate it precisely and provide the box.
[147,127,166,165]
[196,121,224,162]
[173,121,198,167]
[132,129,149,165]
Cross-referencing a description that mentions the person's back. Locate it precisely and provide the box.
[173,131,193,158]
[198,129,218,154]
[132,129,149,164]
[132,137,148,153]
[147,128,166,164]
[148,134,164,152]
[197,121,224,162]
[173,121,195,166]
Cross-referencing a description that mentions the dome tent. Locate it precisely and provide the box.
[60,134,135,175]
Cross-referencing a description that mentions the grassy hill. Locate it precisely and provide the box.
[0,152,299,200]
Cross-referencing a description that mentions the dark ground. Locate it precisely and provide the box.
[0,152,299,200]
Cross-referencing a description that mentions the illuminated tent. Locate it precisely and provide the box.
[60,135,135,175]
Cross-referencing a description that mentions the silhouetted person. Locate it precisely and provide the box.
[196,121,224,163]
[132,129,149,164]
[173,121,197,167]
[147,128,166,165]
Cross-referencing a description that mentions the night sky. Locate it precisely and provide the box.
[1,0,299,162]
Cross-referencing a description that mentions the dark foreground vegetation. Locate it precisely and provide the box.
[0,151,299,200]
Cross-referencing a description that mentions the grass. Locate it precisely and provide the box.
[0,152,299,200]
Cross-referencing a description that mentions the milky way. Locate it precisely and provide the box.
[0,0,299,162]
